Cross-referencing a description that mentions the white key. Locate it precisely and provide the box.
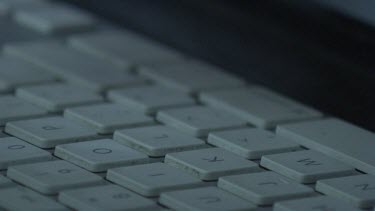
[64,103,154,134]
[164,148,260,180]
[68,29,186,69]
[260,150,357,183]
[107,162,203,197]
[0,56,56,92]
[157,106,248,137]
[0,186,68,211]
[113,125,207,157]
[108,85,195,115]
[7,160,105,195]
[208,128,301,159]
[16,83,103,112]
[58,184,157,211]
[276,118,375,175]
[0,137,52,170]
[5,116,99,148]
[316,174,375,208]
[200,86,322,128]
[55,139,150,172]
[0,95,47,126]
[140,60,245,93]
[273,196,361,211]
[159,186,257,211]
[14,2,95,34]
[218,171,315,205]
[4,41,146,92]
[0,175,13,188]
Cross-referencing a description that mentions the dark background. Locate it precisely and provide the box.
[65,0,375,131]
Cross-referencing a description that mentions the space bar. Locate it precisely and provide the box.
[276,118,375,175]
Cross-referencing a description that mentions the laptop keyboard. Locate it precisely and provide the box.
[0,1,374,211]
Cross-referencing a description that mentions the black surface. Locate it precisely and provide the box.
[65,0,375,131]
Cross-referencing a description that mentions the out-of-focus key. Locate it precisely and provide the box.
[16,83,103,112]
[200,86,322,129]
[108,85,195,115]
[0,174,13,188]
[159,186,257,211]
[54,139,150,172]
[157,106,248,137]
[0,95,47,126]
[276,118,375,175]
[0,137,52,170]
[260,150,357,183]
[5,116,99,148]
[58,184,157,211]
[208,128,301,159]
[7,160,105,195]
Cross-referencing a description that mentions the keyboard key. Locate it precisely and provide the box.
[7,160,105,195]
[208,128,301,159]
[218,171,315,205]
[0,95,47,126]
[107,162,203,197]
[54,139,150,172]
[276,118,375,175]
[64,103,154,134]
[14,2,95,34]
[5,116,98,148]
[113,125,207,157]
[4,41,146,92]
[0,174,13,188]
[273,196,361,211]
[68,29,186,69]
[140,60,245,93]
[0,186,68,211]
[159,186,257,211]
[260,150,356,183]
[164,148,259,180]
[58,184,156,211]
[0,137,52,170]
[0,56,56,92]
[316,174,375,208]
[107,85,195,115]
[200,86,322,129]
[157,106,248,137]
[16,83,103,112]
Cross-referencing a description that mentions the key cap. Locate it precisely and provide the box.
[218,171,315,205]
[159,186,256,211]
[55,139,150,172]
[107,162,203,197]
[273,196,361,211]
[276,118,375,175]
[5,116,99,148]
[108,85,195,115]
[208,128,301,159]
[316,174,375,208]
[260,150,356,183]
[4,41,146,92]
[68,29,186,69]
[64,103,153,134]
[0,174,13,188]
[0,137,52,170]
[200,86,322,129]
[157,106,248,137]
[113,125,207,157]
[14,2,95,34]
[16,83,103,112]
[0,95,47,126]
[164,148,260,180]
[0,186,68,211]
[140,60,245,93]
[0,56,56,93]
[58,184,157,211]
[7,160,105,195]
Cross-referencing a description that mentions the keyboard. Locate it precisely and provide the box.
[0,1,374,211]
